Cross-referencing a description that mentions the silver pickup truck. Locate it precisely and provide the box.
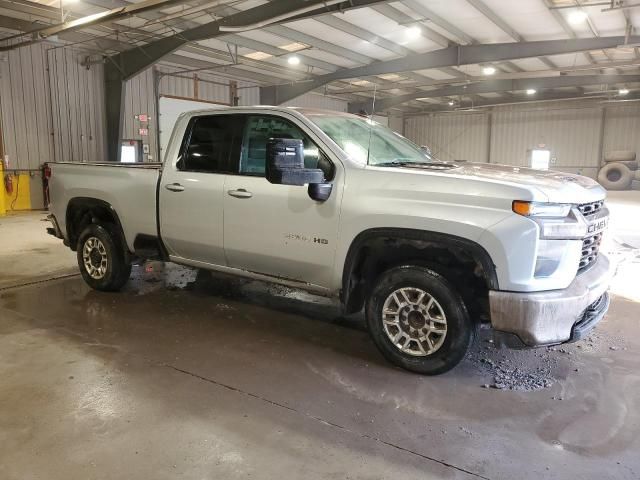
[47,106,613,374]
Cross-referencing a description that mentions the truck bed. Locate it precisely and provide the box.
[48,162,162,252]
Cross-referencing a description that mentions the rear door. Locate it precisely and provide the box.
[159,113,244,266]
[222,113,344,288]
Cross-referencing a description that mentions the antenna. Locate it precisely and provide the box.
[366,82,377,165]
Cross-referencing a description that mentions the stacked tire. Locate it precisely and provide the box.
[597,150,638,190]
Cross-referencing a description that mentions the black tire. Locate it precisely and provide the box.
[77,223,131,291]
[365,266,475,375]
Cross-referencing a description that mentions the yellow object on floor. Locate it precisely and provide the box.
[0,163,31,214]
[0,163,4,216]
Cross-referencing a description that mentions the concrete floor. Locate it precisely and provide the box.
[0,195,639,480]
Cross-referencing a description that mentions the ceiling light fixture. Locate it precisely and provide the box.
[287,56,300,66]
[406,26,421,40]
[526,88,537,95]
[482,66,496,75]
[448,100,455,106]
[568,11,588,25]
[619,88,629,95]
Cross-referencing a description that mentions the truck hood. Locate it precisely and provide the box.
[370,161,606,204]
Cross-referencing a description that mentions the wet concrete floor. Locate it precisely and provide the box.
[1,262,639,480]
[1,195,639,479]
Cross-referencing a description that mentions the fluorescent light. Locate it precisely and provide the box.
[482,66,496,75]
[244,51,272,60]
[406,26,421,40]
[287,56,300,66]
[279,42,307,52]
[619,88,629,95]
[378,73,403,81]
[568,11,588,25]
[526,89,537,95]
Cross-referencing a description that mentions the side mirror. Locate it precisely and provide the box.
[266,138,325,187]
[420,145,432,155]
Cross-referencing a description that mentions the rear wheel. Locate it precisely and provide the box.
[77,223,131,291]
[365,266,475,375]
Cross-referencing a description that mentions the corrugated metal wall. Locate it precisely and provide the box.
[122,66,262,161]
[0,42,106,208]
[403,99,640,179]
[405,112,490,163]
[48,47,106,164]
[490,101,603,178]
[282,92,348,111]
[602,103,640,156]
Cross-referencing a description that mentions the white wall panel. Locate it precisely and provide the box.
[490,102,602,178]
[48,47,106,164]
[602,103,640,158]
[237,85,260,106]
[403,99,639,180]
[0,42,106,207]
[405,112,489,163]
[282,92,348,111]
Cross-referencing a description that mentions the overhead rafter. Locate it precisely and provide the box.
[103,0,390,160]
[466,0,557,69]
[541,0,597,65]
[348,74,640,112]
[328,57,640,95]
[401,0,522,73]
[261,36,640,105]
[107,0,388,81]
[406,91,640,114]
[0,0,191,51]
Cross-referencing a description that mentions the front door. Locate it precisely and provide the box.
[223,114,343,289]
[159,114,244,266]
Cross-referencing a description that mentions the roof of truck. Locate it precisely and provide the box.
[182,105,357,118]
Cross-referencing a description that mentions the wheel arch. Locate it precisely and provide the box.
[66,197,127,253]
[341,228,499,316]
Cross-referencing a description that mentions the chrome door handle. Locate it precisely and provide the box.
[165,183,185,192]
[227,189,253,199]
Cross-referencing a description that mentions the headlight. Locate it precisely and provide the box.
[513,201,587,239]
[512,201,571,217]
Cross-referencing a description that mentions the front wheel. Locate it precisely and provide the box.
[77,223,131,291]
[365,266,475,375]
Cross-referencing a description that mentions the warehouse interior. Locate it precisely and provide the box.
[1,0,640,478]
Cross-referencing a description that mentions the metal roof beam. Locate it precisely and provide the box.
[349,73,640,112]
[108,0,388,80]
[403,0,474,45]
[262,36,639,104]
[370,4,451,48]
[408,91,640,114]
[466,0,556,69]
[542,0,596,64]
[466,0,522,42]
[105,0,388,160]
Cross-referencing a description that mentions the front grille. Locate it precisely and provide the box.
[577,200,604,217]
[578,232,602,271]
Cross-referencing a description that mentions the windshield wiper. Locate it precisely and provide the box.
[375,159,458,169]
[375,160,433,167]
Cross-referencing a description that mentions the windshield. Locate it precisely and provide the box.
[307,114,433,166]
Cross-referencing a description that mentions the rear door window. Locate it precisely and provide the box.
[178,115,245,173]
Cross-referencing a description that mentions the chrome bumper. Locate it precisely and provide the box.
[489,254,613,347]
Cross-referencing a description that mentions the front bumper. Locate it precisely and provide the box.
[489,254,613,347]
